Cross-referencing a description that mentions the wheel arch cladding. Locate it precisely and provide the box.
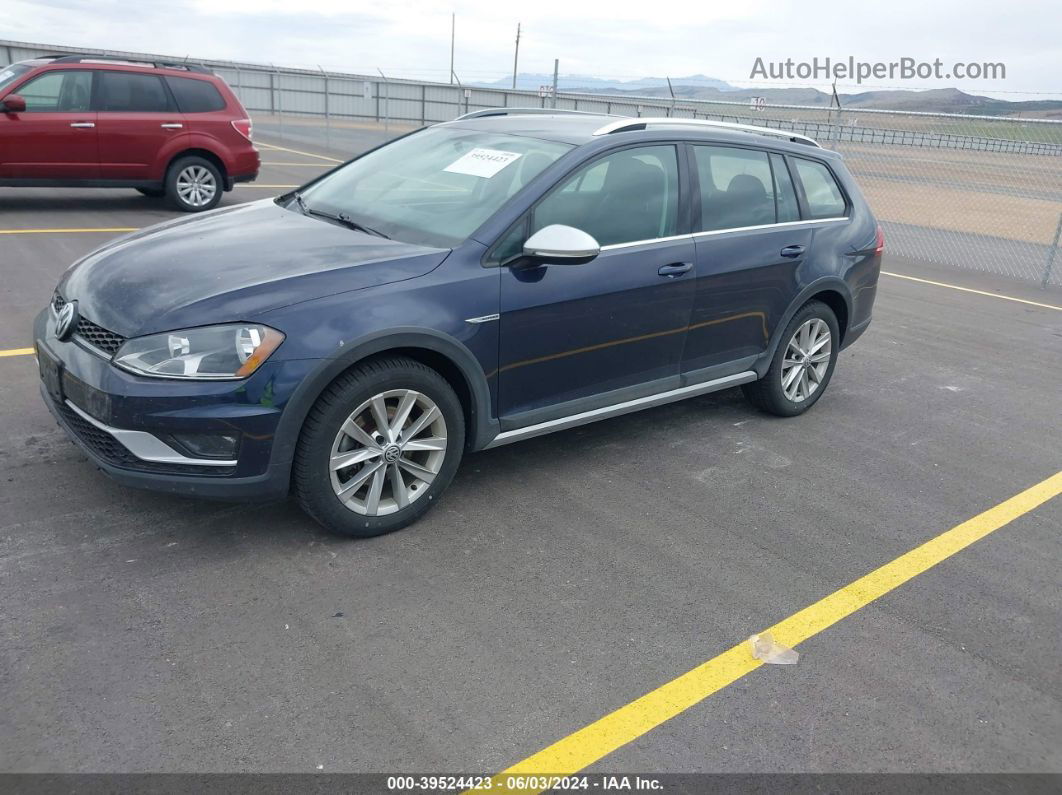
[807,289,849,346]
[269,330,497,482]
[170,149,227,182]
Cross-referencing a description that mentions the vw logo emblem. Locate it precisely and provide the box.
[55,300,78,341]
[383,444,401,463]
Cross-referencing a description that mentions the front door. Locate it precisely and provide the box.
[0,69,97,179]
[498,144,695,420]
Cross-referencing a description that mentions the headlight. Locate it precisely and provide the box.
[113,323,284,379]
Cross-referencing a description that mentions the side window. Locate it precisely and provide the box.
[15,71,92,112]
[693,145,775,231]
[793,158,847,219]
[770,153,800,223]
[96,71,173,112]
[531,145,679,247]
[165,76,226,112]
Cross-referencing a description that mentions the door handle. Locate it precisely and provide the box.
[658,262,693,277]
[160,123,183,129]
[69,122,95,128]
[780,245,805,258]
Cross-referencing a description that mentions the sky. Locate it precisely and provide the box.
[3,0,1060,99]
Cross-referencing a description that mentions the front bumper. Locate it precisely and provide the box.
[35,308,306,501]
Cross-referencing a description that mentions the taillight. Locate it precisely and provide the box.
[231,118,253,141]
[874,223,885,255]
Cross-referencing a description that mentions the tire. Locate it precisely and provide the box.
[165,155,223,212]
[742,300,840,417]
[293,356,466,538]
[136,187,165,198]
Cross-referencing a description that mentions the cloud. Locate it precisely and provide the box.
[1,0,1057,95]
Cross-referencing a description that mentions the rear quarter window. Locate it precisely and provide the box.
[793,158,848,219]
[165,76,227,112]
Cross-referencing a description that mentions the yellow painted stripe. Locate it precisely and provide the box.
[237,184,300,189]
[256,141,344,163]
[882,271,1062,311]
[491,471,1062,790]
[0,227,137,235]
[260,161,333,166]
[0,347,34,357]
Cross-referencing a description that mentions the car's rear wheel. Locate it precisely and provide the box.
[293,357,465,538]
[136,187,166,198]
[742,300,840,417]
[166,156,223,212]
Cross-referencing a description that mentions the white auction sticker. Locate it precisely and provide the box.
[443,148,522,178]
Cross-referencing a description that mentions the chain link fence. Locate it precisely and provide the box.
[3,39,1061,287]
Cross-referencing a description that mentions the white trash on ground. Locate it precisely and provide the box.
[749,632,800,665]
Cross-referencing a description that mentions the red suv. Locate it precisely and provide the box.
[0,55,259,212]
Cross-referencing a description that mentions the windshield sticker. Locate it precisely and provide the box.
[443,148,522,178]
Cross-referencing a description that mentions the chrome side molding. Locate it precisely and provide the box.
[483,371,757,449]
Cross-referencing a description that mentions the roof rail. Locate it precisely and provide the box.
[455,107,614,120]
[592,117,820,147]
[44,54,211,74]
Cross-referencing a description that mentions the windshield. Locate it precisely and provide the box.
[0,64,32,95]
[297,126,572,247]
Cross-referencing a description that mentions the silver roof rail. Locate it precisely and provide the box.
[455,108,616,120]
[592,117,820,147]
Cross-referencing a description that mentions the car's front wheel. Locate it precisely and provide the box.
[166,155,223,212]
[742,300,840,417]
[293,357,465,538]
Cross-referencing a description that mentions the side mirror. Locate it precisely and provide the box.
[522,224,600,265]
[1,94,26,113]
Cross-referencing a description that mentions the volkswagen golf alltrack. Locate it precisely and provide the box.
[36,110,882,537]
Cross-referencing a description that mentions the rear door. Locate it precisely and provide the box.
[683,144,813,372]
[94,70,187,180]
[0,69,97,179]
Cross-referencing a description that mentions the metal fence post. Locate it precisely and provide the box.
[377,69,390,133]
[318,65,331,153]
[1042,212,1062,288]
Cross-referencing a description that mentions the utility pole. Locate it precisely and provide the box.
[512,22,521,89]
[551,58,559,109]
[449,13,455,85]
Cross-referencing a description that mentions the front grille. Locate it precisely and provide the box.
[51,397,235,477]
[52,292,127,356]
[74,317,125,355]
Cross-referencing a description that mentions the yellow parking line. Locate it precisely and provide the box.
[238,184,300,189]
[261,161,333,167]
[0,347,34,357]
[490,471,1062,789]
[256,141,344,163]
[882,271,1062,311]
[0,227,137,235]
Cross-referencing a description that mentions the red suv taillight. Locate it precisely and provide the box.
[874,224,885,255]
[231,118,253,141]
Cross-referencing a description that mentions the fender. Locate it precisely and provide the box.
[754,276,854,378]
[267,327,498,479]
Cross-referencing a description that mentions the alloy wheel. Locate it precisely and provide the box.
[781,318,832,402]
[328,389,448,516]
[175,165,217,208]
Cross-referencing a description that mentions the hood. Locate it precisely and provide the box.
[59,199,449,337]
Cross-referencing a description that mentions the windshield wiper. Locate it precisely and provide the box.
[306,207,390,239]
[291,191,310,216]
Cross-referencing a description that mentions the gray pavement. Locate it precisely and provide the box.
[0,141,1060,775]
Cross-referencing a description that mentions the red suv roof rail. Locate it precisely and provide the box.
[44,54,212,75]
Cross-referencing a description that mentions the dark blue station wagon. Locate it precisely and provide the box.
[36,110,882,537]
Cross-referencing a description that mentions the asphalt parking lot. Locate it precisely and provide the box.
[1,133,1060,777]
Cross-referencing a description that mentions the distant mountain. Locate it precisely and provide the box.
[556,82,1062,115]
[473,73,736,93]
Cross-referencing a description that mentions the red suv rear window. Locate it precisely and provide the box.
[165,76,226,113]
